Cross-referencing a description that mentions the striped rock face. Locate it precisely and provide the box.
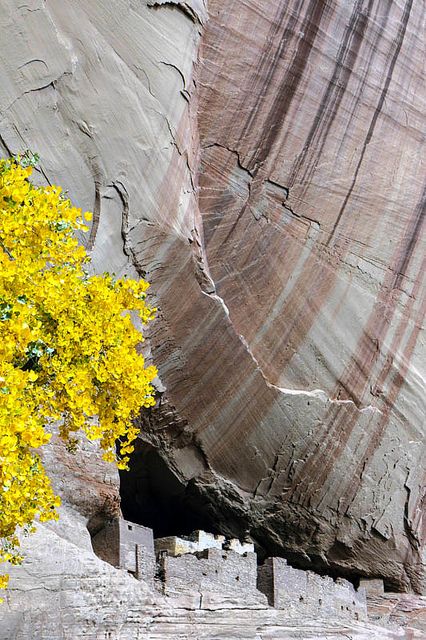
[139,0,425,593]
[0,0,424,599]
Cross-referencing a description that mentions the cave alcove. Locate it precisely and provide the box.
[119,438,218,539]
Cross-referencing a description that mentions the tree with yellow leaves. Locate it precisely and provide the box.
[0,154,157,596]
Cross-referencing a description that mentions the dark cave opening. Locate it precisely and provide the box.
[119,438,218,539]
[118,440,405,594]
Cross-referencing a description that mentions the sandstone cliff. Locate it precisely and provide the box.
[0,0,424,636]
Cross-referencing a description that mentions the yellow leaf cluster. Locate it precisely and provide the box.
[0,157,157,598]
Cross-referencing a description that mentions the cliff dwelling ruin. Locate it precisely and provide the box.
[91,516,370,624]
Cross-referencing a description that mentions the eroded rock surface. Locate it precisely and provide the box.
[0,521,415,639]
[141,0,426,592]
[0,2,424,634]
[367,592,426,638]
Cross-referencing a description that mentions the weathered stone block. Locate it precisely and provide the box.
[226,538,255,554]
[91,518,155,585]
[257,558,367,621]
[155,530,226,556]
[359,578,385,596]
[159,548,266,604]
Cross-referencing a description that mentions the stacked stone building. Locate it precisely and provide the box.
[92,518,368,622]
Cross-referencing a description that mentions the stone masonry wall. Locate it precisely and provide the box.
[160,548,266,603]
[258,558,367,622]
[91,519,120,569]
[118,519,155,583]
[92,518,155,585]
[92,523,368,623]
[155,531,226,557]
[155,530,254,557]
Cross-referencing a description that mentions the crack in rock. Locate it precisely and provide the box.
[147,0,207,25]
[201,284,381,417]
[237,328,382,415]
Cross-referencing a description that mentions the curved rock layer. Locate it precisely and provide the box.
[144,0,425,592]
[0,0,424,600]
